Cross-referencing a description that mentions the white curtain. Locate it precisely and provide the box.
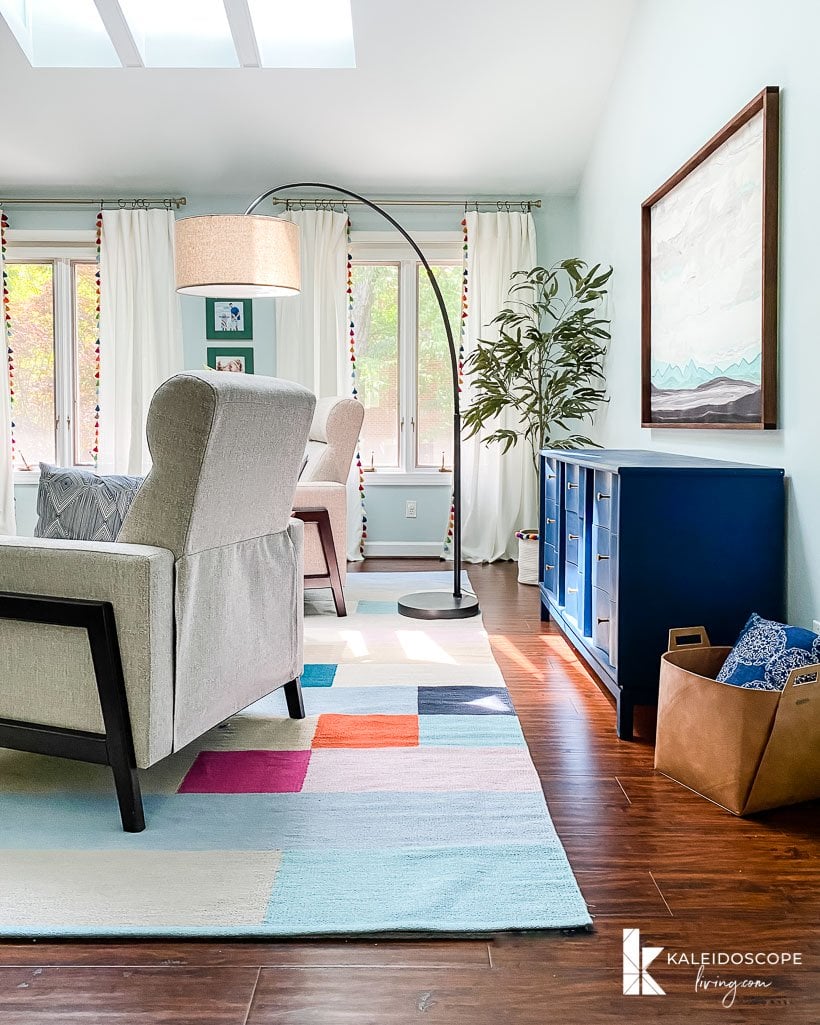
[461,211,538,562]
[275,209,363,561]
[0,209,15,534]
[98,209,184,475]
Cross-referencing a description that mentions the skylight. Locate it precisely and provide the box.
[117,0,238,68]
[248,0,355,69]
[0,0,120,68]
[0,0,356,68]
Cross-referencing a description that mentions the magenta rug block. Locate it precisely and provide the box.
[179,750,312,794]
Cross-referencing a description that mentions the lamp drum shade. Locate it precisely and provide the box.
[175,214,301,298]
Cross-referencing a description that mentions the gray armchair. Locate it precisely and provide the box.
[0,372,315,831]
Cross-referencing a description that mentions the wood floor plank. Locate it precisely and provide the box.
[0,966,259,1024]
[245,964,819,1024]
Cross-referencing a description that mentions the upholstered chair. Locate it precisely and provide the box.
[294,397,365,606]
[0,372,315,832]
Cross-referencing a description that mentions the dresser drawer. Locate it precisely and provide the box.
[591,525,617,594]
[593,586,616,661]
[564,462,582,513]
[543,501,559,549]
[543,457,559,506]
[564,562,582,624]
[593,471,619,530]
[542,542,558,596]
[565,511,582,566]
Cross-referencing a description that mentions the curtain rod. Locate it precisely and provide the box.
[0,197,187,209]
[270,196,542,210]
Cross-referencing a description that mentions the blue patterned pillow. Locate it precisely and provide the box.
[716,613,820,691]
[34,463,144,543]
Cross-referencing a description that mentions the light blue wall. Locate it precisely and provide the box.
[10,192,580,542]
[576,0,819,624]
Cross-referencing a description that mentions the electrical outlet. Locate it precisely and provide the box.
[813,620,820,635]
[405,500,417,519]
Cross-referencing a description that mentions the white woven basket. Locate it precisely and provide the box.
[516,534,540,586]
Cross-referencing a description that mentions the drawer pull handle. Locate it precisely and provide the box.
[568,534,580,541]
[546,474,555,480]
[546,518,556,524]
[597,617,610,624]
[567,587,579,594]
[567,482,579,490]
[545,564,555,571]
[596,554,610,561]
[596,492,610,501]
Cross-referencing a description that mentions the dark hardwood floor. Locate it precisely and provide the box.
[1,561,817,1023]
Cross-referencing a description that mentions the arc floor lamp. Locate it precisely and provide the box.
[174,183,479,620]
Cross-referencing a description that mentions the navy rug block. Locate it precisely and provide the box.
[418,686,515,715]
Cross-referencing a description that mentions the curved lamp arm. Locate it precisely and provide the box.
[245,182,466,604]
[246,183,460,413]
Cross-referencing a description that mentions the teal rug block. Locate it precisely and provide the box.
[0,572,591,937]
[354,600,400,615]
[301,664,337,687]
[265,844,588,934]
[419,714,526,747]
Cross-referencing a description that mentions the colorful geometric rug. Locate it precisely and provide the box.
[0,572,591,937]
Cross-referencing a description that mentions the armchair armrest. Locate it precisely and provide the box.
[293,482,348,581]
[0,536,174,767]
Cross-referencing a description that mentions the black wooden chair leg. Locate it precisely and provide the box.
[284,677,305,719]
[111,760,145,832]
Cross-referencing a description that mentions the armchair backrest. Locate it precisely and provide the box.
[118,372,316,750]
[300,396,364,485]
[119,372,315,558]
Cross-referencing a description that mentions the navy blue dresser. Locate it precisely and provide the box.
[538,449,785,738]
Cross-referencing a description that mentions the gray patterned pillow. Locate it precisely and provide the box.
[34,463,145,542]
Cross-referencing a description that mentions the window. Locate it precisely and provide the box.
[350,236,462,480]
[4,241,98,474]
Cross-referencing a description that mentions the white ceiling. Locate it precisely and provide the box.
[0,0,636,198]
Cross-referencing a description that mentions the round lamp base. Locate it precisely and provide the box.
[397,590,481,621]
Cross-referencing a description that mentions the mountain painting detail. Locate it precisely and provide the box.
[641,88,779,430]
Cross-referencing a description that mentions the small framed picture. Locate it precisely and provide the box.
[206,298,253,340]
[207,346,255,374]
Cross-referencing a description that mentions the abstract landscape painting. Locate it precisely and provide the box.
[641,88,779,429]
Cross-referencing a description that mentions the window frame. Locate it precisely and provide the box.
[349,231,461,487]
[4,230,98,484]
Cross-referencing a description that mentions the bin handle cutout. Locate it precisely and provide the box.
[668,626,711,651]
[785,663,820,690]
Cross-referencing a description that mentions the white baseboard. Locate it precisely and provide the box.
[363,541,447,558]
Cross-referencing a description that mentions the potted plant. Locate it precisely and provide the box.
[462,259,612,584]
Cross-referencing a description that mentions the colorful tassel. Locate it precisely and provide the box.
[1,211,15,465]
[347,218,367,557]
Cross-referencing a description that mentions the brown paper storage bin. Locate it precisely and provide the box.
[654,627,820,816]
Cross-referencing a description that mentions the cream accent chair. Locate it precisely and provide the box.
[0,372,315,832]
[294,397,364,613]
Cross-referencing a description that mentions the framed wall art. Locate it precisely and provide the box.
[205,298,253,340]
[206,346,255,374]
[641,86,780,429]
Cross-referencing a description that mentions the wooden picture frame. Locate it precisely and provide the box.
[641,87,780,429]
[206,346,255,374]
[205,298,253,340]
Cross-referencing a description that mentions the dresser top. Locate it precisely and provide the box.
[540,448,784,474]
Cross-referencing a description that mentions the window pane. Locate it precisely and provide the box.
[352,263,399,468]
[73,262,98,465]
[5,263,55,469]
[416,263,461,468]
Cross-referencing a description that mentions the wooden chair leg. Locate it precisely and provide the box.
[315,511,347,617]
[284,677,305,719]
[292,507,348,617]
